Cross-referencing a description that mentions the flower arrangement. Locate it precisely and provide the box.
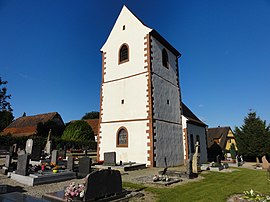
[65,182,85,201]
[241,189,270,201]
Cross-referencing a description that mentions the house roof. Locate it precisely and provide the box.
[207,126,232,148]
[84,119,99,136]
[2,112,63,137]
[182,102,207,127]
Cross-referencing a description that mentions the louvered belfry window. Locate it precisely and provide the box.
[119,44,129,64]
[162,48,169,68]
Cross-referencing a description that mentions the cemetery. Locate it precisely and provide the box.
[1,4,270,202]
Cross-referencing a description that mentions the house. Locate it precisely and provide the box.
[207,126,237,161]
[2,112,65,137]
[182,103,208,163]
[84,119,99,141]
[207,126,237,151]
[98,6,184,167]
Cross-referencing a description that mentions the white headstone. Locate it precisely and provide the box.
[25,139,33,154]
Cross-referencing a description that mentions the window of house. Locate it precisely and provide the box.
[123,25,125,30]
[121,99,124,104]
[162,48,169,68]
[119,44,129,64]
[117,127,128,147]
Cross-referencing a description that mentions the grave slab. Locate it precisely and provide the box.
[0,192,48,202]
[10,170,76,186]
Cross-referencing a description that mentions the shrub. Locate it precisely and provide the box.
[61,120,94,142]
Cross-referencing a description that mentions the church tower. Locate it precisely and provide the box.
[98,6,183,167]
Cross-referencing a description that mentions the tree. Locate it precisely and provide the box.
[0,110,14,132]
[234,111,270,159]
[0,77,13,131]
[81,111,99,120]
[0,77,13,111]
[61,120,94,142]
[36,120,65,138]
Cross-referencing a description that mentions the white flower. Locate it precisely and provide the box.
[250,189,254,196]
[80,190,85,198]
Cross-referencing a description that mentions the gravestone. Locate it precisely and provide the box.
[51,150,58,164]
[31,145,42,161]
[58,149,66,160]
[104,152,116,166]
[44,141,52,155]
[262,156,270,169]
[17,149,26,156]
[216,155,221,164]
[84,169,122,200]
[192,142,200,173]
[9,145,14,157]
[78,157,92,177]
[186,154,193,178]
[25,139,33,154]
[67,156,74,171]
[44,129,52,155]
[5,154,12,169]
[15,154,30,176]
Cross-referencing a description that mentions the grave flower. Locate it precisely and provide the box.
[64,182,85,201]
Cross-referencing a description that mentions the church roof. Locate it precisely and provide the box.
[2,112,64,137]
[182,102,207,127]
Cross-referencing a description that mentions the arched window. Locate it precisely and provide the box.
[116,127,128,147]
[162,48,169,68]
[119,44,129,64]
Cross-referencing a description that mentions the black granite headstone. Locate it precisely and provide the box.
[104,152,116,166]
[15,154,30,176]
[31,145,42,161]
[84,169,122,200]
[78,157,91,177]
[67,156,74,171]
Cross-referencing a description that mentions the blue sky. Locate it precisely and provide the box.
[1,0,270,128]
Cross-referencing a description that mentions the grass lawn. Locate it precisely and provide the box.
[123,168,270,202]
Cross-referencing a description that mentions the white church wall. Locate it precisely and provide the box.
[182,115,188,160]
[101,6,151,83]
[101,74,149,122]
[187,123,208,163]
[99,120,149,164]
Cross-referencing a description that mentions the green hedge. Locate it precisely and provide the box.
[0,134,97,151]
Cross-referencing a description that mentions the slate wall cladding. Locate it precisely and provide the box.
[150,36,184,167]
[154,121,184,167]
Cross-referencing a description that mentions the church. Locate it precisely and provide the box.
[97,6,184,167]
